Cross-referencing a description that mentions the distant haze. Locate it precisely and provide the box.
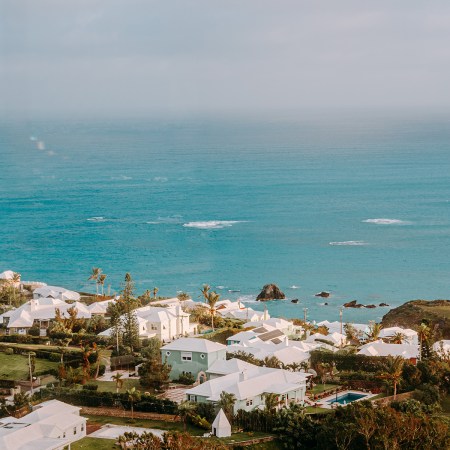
[1,0,450,117]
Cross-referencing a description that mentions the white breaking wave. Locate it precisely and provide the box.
[111,175,132,181]
[183,220,244,229]
[329,240,368,246]
[362,218,407,225]
[289,285,300,289]
[87,216,107,222]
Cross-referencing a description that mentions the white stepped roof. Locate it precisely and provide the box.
[207,358,258,375]
[162,337,226,353]
[0,270,16,280]
[33,285,80,301]
[357,341,419,359]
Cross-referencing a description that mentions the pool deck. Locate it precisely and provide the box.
[317,390,377,409]
[89,424,165,439]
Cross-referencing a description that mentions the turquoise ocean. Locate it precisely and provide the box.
[1,112,450,324]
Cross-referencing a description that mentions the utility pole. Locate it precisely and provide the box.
[303,307,308,323]
[28,353,34,396]
[339,307,343,348]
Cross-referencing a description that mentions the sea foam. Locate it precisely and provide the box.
[362,218,407,225]
[329,240,368,246]
[183,220,244,229]
[87,217,107,222]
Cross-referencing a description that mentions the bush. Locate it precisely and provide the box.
[194,402,216,423]
[187,414,211,430]
[4,348,13,355]
[176,372,195,385]
[49,352,61,362]
[82,384,99,391]
[28,326,41,337]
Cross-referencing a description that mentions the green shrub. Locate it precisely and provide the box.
[176,371,195,385]
[82,384,99,391]
[4,348,13,355]
[188,414,211,430]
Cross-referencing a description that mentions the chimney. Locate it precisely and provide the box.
[239,370,247,381]
[30,299,37,311]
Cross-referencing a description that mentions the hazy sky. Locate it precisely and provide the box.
[1,0,450,116]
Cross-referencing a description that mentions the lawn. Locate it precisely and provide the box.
[71,437,116,450]
[0,342,81,352]
[305,406,334,415]
[90,378,145,393]
[0,352,58,380]
[309,383,341,395]
[83,414,204,436]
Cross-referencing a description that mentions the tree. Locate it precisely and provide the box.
[121,273,140,351]
[217,391,236,424]
[127,387,141,420]
[177,292,190,301]
[88,267,102,296]
[177,400,196,431]
[206,291,220,331]
[378,355,404,399]
[263,356,281,368]
[344,323,360,344]
[200,284,210,303]
[390,332,406,344]
[97,273,107,296]
[80,344,94,382]
[418,322,432,360]
[139,358,171,391]
[153,287,159,299]
[264,393,279,413]
[112,372,124,393]
[367,322,383,342]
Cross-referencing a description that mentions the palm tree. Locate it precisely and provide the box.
[418,322,431,360]
[88,267,102,296]
[264,393,279,413]
[200,284,210,303]
[127,387,141,420]
[344,323,360,344]
[390,332,406,344]
[11,272,20,305]
[97,274,107,296]
[112,372,124,393]
[367,322,383,342]
[177,400,196,431]
[153,287,159,299]
[378,355,404,399]
[206,291,220,331]
[217,391,236,424]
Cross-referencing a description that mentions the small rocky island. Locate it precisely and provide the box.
[256,283,286,301]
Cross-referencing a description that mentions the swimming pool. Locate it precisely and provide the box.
[327,392,368,405]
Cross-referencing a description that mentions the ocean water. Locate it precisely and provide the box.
[1,112,450,324]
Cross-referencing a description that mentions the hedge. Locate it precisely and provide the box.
[38,387,177,414]
[310,350,390,373]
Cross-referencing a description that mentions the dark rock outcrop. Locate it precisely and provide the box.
[343,300,364,308]
[365,304,376,309]
[256,284,285,301]
[315,291,330,298]
[379,303,390,307]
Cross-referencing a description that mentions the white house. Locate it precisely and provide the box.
[243,318,302,337]
[87,298,116,316]
[0,399,86,450]
[185,365,310,413]
[379,327,418,345]
[33,285,80,302]
[357,340,419,362]
[99,305,195,342]
[0,270,20,288]
[305,332,347,348]
[206,358,258,380]
[211,409,231,438]
[432,340,450,357]
[226,325,287,346]
[0,298,91,335]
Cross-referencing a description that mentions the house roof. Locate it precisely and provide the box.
[212,409,231,429]
[33,285,80,301]
[161,337,226,353]
[0,270,15,280]
[259,329,284,342]
[186,366,309,402]
[357,341,419,359]
[207,358,258,375]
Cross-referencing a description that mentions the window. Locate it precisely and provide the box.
[81,423,84,432]
[63,432,66,438]
[200,353,206,359]
[246,399,253,407]
[165,351,171,356]
[151,324,157,330]
[181,351,192,361]
[74,426,77,435]
[190,395,197,402]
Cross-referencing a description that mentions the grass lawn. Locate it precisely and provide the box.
[0,352,58,380]
[305,406,334,415]
[71,437,116,450]
[83,414,204,436]
[91,378,145,393]
[216,431,275,444]
[0,342,81,352]
[309,383,340,395]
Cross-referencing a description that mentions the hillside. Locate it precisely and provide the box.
[381,300,450,339]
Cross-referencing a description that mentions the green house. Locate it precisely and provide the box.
[161,338,227,381]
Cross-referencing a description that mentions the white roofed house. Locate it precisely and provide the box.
[33,285,80,302]
[0,399,86,450]
[243,317,302,338]
[357,340,419,364]
[99,304,195,343]
[379,327,418,346]
[0,270,21,289]
[0,298,91,336]
[226,325,287,346]
[185,365,311,414]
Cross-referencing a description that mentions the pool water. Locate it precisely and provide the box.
[327,392,367,405]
